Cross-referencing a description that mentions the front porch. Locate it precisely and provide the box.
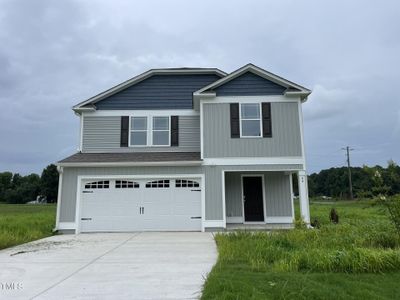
[223,170,310,227]
[226,223,294,231]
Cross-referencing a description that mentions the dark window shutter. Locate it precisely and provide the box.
[262,103,272,138]
[120,116,129,147]
[171,116,179,146]
[230,103,240,138]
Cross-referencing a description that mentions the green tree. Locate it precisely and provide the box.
[0,172,13,202]
[40,164,59,203]
[3,173,41,204]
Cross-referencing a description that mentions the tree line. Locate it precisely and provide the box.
[0,161,399,204]
[308,160,400,199]
[0,164,59,204]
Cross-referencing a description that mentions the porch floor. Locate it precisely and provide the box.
[226,223,294,231]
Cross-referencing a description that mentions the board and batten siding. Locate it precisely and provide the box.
[225,172,293,220]
[59,164,302,223]
[203,102,302,158]
[94,74,221,110]
[82,115,200,152]
[204,164,301,220]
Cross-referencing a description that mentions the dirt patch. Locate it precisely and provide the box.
[10,240,79,256]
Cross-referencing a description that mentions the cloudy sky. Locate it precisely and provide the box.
[0,0,399,175]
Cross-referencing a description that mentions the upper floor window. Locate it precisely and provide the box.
[152,117,170,146]
[130,116,170,147]
[240,103,262,137]
[130,117,147,146]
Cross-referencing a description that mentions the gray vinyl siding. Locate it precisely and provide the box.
[94,74,221,110]
[215,72,286,96]
[59,164,302,223]
[225,172,293,219]
[82,115,200,152]
[203,102,302,158]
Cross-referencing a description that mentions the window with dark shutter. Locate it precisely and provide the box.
[170,116,179,146]
[230,103,240,138]
[120,116,129,147]
[262,103,272,137]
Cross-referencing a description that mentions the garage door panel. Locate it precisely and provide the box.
[141,216,200,231]
[80,178,202,232]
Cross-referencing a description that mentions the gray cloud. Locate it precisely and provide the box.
[0,0,399,174]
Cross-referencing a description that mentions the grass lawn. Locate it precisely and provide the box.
[202,200,400,300]
[0,203,56,250]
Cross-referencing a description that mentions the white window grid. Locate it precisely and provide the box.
[145,180,170,188]
[129,116,170,147]
[175,179,200,188]
[152,116,170,146]
[239,103,262,138]
[115,180,139,189]
[84,180,110,189]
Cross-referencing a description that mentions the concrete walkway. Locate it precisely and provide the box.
[0,232,217,300]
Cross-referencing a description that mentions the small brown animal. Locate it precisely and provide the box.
[330,208,339,224]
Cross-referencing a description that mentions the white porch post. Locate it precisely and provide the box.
[297,170,310,225]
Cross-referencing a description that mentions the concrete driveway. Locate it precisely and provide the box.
[0,232,217,300]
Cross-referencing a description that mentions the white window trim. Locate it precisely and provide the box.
[129,115,171,147]
[152,116,171,147]
[239,103,263,138]
[129,116,148,147]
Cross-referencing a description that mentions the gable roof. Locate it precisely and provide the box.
[73,68,227,112]
[193,63,311,100]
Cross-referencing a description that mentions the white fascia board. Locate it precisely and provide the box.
[202,157,305,166]
[73,68,227,110]
[82,109,199,117]
[73,107,96,113]
[285,91,311,102]
[56,161,203,168]
[194,63,311,95]
[200,95,300,104]
[193,92,216,100]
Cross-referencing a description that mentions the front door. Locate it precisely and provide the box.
[242,176,264,222]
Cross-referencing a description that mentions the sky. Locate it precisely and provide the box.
[0,0,399,175]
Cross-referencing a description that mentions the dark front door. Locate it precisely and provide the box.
[243,176,264,222]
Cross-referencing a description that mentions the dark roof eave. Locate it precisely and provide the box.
[57,152,202,166]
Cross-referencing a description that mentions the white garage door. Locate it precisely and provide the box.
[79,178,202,232]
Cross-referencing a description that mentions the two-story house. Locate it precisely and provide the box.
[55,63,311,233]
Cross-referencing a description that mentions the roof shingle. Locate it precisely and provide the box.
[58,152,201,164]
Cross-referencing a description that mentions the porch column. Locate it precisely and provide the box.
[297,170,310,224]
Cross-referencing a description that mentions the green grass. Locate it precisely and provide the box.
[202,200,400,300]
[0,203,56,250]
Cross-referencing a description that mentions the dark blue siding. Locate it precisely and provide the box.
[215,72,286,96]
[95,74,221,110]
